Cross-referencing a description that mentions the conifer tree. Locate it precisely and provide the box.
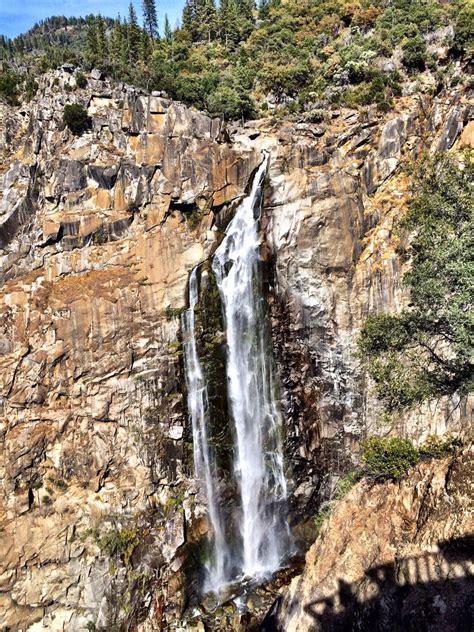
[96,15,108,60]
[219,0,240,47]
[85,16,99,60]
[142,0,159,39]
[258,0,270,20]
[127,3,141,63]
[109,18,124,67]
[164,14,172,42]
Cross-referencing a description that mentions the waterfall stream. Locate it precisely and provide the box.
[183,154,290,593]
[182,268,230,589]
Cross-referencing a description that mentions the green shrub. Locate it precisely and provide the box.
[333,470,360,500]
[0,70,19,105]
[314,506,332,535]
[452,5,474,60]
[63,103,91,135]
[165,305,186,321]
[98,527,140,564]
[361,437,420,480]
[419,435,463,459]
[402,35,427,71]
[24,76,38,101]
[75,72,87,88]
[358,154,474,411]
[206,83,254,120]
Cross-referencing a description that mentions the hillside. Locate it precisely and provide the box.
[1,1,472,118]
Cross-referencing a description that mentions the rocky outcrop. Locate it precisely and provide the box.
[0,66,472,630]
[265,446,474,631]
[232,91,473,521]
[0,68,259,631]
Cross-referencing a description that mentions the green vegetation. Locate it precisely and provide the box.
[98,527,141,564]
[419,434,463,458]
[75,71,87,88]
[314,470,360,533]
[0,70,19,104]
[361,434,463,480]
[358,153,473,411]
[63,103,91,134]
[1,1,471,118]
[360,437,419,480]
[165,305,186,321]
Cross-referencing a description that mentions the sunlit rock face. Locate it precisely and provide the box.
[0,69,259,631]
[233,92,472,516]
[0,66,472,631]
[264,447,474,632]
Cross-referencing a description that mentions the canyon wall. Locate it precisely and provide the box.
[0,67,472,630]
[265,446,474,632]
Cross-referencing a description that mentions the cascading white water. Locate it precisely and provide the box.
[182,154,290,593]
[212,154,290,579]
[181,268,230,590]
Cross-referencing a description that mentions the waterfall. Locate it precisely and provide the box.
[181,268,230,590]
[213,154,289,579]
[183,154,290,593]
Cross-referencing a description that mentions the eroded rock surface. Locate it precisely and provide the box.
[0,67,472,630]
[266,447,474,632]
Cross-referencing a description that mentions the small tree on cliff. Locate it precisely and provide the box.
[63,103,91,135]
[358,152,474,411]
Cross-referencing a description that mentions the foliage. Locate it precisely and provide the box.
[0,0,469,119]
[98,527,141,565]
[0,70,19,104]
[63,103,91,134]
[165,305,186,321]
[358,153,474,411]
[402,35,427,72]
[314,506,332,534]
[452,4,474,61]
[75,71,87,88]
[360,437,420,480]
[333,470,360,500]
[419,434,463,458]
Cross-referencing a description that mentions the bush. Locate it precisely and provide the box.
[0,70,19,105]
[206,83,254,120]
[98,527,140,564]
[402,35,427,71]
[75,72,87,88]
[63,103,91,134]
[452,5,474,60]
[361,437,420,480]
[419,435,463,459]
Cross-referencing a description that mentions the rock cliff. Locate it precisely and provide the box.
[264,447,474,632]
[0,67,472,630]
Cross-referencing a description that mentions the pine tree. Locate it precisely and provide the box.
[164,14,172,42]
[219,0,240,47]
[258,0,270,20]
[201,0,217,42]
[109,18,124,67]
[142,0,159,39]
[85,16,99,60]
[127,3,141,63]
[237,0,255,39]
[96,15,108,60]
[182,0,216,42]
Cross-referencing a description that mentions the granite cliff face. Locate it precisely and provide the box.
[265,447,474,632]
[0,67,472,630]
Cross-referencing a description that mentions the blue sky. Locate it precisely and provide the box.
[0,1,185,39]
